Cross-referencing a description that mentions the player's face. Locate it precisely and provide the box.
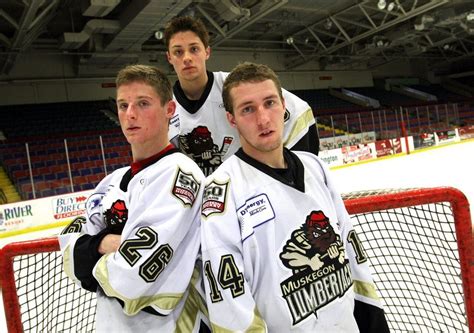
[166,31,210,83]
[227,79,285,162]
[116,82,175,160]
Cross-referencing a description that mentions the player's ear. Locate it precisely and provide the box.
[166,51,171,63]
[205,46,211,60]
[166,100,176,118]
[226,112,236,127]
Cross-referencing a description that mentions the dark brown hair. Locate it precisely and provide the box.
[164,16,210,49]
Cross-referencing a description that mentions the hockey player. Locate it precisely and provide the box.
[201,62,389,332]
[59,65,208,332]
[164,16,319,176]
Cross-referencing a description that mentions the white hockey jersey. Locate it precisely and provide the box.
[59,148,208,332]
[201,149,386,332]
[169,71,316,176]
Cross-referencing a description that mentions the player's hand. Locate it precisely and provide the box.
[98,234,121,255]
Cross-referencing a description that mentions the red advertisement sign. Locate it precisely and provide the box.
[458,125,474,139]
[375,140,393,157]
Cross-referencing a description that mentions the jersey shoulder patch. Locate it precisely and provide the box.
[172,168,201,206]
[202,180,229,217]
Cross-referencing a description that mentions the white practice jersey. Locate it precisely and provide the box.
[201,149,384,332]
[59,149,208,332]
[169,71,316,176]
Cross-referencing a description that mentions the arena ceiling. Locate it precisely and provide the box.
[0,0,473,78]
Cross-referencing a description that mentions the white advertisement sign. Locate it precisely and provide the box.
[0,190,93,236]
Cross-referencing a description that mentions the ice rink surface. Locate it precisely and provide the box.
[332,140,474,225]
[0,140,473,331]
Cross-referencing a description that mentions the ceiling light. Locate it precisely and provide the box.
[154,30,164,40]
[324,18,333,30]
[377,0,386,10]
[414,23,424,31]
[387,2,395,11]
[286,36,294,45]
[421,14,434,24]
[467,12,474,22]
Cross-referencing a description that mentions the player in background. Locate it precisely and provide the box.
[163,16,319,176]
[59,65,209,332]
[201,62,389,332]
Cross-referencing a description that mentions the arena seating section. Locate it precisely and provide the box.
[0,100,131,200]
[0,83,473,201]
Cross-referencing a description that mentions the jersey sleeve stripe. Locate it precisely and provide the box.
[284,108,316,148]
[94,254,184,316]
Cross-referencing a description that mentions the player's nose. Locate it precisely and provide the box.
[126,104,138,119]
[256,106,270,125]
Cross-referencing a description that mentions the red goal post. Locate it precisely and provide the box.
[0,186,473,332]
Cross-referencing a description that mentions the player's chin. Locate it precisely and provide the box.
[256,141,281,153]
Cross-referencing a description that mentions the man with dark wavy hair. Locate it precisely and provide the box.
[164,16,319,176]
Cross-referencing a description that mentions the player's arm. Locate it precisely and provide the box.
[281,88,319,155]
[291,122,319,155]
[59,177,114,292]
[92,165,204,317]
[201,177,267,332]
[315,157,389,332]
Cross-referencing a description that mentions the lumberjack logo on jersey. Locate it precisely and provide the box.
[279,210,352,325]
[104,199,128,233]
[179,126,233,175]
[201,180,229,217]
[172,168,200,206]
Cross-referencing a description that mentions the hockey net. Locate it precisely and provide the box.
[0,186,472,332]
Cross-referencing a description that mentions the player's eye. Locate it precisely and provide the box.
[174,50,183,56]
[191,46,199,53]
[117,103,128,111]
[265,99,276,108]
[241,106,254,114]
[139,100,150,108]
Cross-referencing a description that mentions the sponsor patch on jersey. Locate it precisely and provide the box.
[202,180,229,217]
[237,194,275,240]
[173,168,201,206]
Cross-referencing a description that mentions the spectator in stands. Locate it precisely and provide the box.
[201,62,389,332]
[59,64,208,332]
[163,16,319,176]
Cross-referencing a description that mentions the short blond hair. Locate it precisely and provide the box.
[116,64,172,105]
